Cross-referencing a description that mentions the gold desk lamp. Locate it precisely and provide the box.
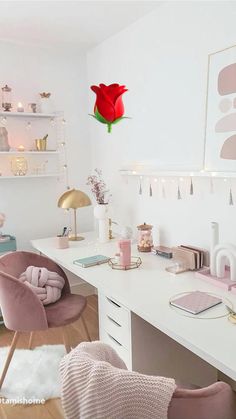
[58,189,91,241]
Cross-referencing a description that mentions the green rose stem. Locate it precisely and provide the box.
[107,124,112,133]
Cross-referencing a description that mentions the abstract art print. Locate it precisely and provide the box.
[204,45,236,172]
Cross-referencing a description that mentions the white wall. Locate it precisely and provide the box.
[0,41,93,249]
[87,1,236,249]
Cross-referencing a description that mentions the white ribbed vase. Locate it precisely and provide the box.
[94,203,109,243]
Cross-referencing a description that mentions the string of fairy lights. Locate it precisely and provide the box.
[123,172,235,206]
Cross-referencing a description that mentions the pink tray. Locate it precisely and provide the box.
[196,267,236,290]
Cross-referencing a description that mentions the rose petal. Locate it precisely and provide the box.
[91,85,115,122]
[114,95,125,119]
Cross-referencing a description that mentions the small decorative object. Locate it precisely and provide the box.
[58,189,91,241]
[137,223,153,252]
[196,222,236,290]
[90,83,128,133]
[190,177,194,195]
[108,256,142,271]
[229,187,234,206]
[39,92,52,113]
[139,176,142,195]
[17,145,25,152]
[0,127,10,151]
[87,168,110,204]
[35,134,48,151]
[11,156,28,176]
[17,102,24,112]
[177,184,182,200]
[118,239,131,267]
[87,169,111,243]
[149,182,153,197]
[1,85,12,112]
[29,103,37,113]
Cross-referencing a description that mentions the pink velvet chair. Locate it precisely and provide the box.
[60,341,236,419]
[0,250,91,389]
[169,381,236,419]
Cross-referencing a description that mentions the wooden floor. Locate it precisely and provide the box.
[0,294,99,419]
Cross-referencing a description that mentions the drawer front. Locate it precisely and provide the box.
[99,293,130,328]
[101,312,130,349]
[100,328,131,370]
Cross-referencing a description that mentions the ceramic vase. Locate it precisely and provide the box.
[40,97,52,114]
[94,203,109,243]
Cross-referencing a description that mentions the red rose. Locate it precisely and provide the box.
[90,83,128,133]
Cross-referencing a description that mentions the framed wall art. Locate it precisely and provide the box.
[204,44,236,172]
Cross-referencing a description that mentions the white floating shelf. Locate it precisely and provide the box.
[0,173,61,179]
[120,170,236,178]
[0,151,59,155]
[0,112,56,118]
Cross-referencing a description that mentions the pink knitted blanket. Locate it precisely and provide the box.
[60,341,176,419]
[19,266,65,305]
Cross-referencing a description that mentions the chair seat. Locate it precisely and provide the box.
[45,293,87,328]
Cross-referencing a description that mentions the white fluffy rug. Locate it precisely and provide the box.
[0,345,66,401]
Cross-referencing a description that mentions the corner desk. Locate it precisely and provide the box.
[31,232,236,389]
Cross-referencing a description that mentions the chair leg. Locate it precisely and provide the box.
[28,332,34,349]
[80,314,92,342]
[62,327,71,354]
[0,331,20,389]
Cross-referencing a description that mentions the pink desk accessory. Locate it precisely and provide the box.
[196,267,236,291]
[55,235,69,249]
[118,239,131,267]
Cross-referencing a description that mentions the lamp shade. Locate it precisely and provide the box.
[57,189,91,209]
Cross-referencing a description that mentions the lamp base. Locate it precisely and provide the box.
[69,235,85,241]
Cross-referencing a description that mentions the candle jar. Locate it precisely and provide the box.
[11,157,28,176]
[2,85,12,112]
[137,223,153,252]
[17,102,24,112]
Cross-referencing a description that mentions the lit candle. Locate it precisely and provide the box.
[17,145,25,152]
[17,102,24,112]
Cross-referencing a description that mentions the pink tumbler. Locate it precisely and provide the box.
[118,239,131,267]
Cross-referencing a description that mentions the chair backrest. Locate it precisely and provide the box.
[168,381,236,419]
[0,251,70,295]
[0,251,70,332]
[0,270,48,331]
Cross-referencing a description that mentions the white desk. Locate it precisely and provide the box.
[31,232,236,387]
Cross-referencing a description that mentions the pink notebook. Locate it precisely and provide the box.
[170,291,222,315]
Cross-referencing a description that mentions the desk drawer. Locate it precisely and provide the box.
[100,328,131,369]
[101,312,130,349]
[99,293,130,328]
